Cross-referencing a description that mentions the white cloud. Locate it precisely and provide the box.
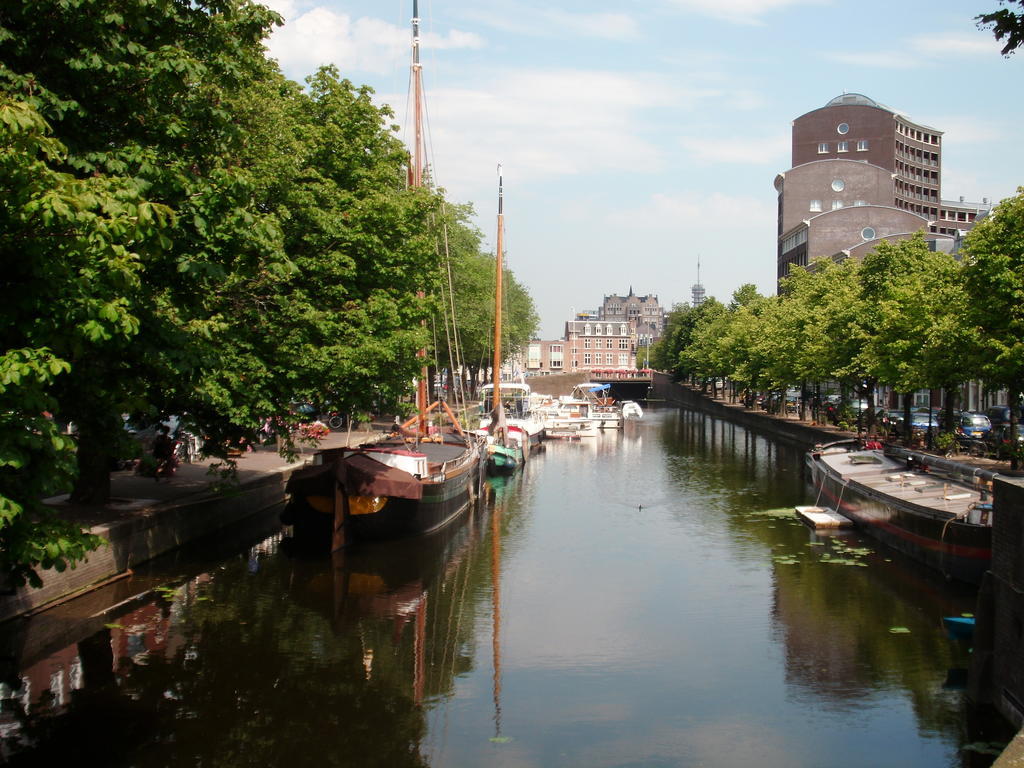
[536,9,640,40]
[266,8,483,77]
[463,3,639,40]
[664,0,828,26]
[679,132,790,165]
[825,32,1003,68]
[908,34,1003,57]
[825,51,919,69]
[259,0,298,18]
[611,191,776,231]
[377,69,688,199]
[928,115,1003,145]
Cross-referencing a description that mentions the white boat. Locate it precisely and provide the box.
[569,383,622,429]
[534,396,597,434]
[544,421,599,439]
[621,401,643,420]
[478,381,545,450]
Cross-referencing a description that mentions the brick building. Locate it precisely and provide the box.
[775,93,992,283]
[599,288,665,343]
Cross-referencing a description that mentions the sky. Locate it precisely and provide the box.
[260,0,1023,339]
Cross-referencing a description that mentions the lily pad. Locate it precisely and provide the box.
[889,626,911,634]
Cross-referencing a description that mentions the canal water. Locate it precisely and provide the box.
[0,407,1010,766]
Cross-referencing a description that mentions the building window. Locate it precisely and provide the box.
[583,353,591,366]
[583,339,591,349]
[606,353,614,365]
[853,200,866,206]
[857,139,869,151]
[831,200,844,210]
[606,339,613,349]
[837,141,849,152]
[809,199,821,212]
[861,227,876,240]
[837,122,849,135]
[594,324,601,335]
[618,354,629,367]
[606,324,613,335]
[584,324,591,335]
[818,142,829,153]
[619,324,627,335]
[831,179,845,192]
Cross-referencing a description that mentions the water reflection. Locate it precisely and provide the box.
[0,407,1011,767]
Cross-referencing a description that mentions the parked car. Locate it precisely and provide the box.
[955,411,992,438]
[984,423,1024,459]
[986,405,1023,430]
[128,415,181,454]
[892,409,940,439]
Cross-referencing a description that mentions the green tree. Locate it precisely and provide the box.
[859,235,973,436]
[430,203,537,393]
[0,0,460,588]
[0,98,170,585]
[962,188,1024,467]
[678,298,727,393]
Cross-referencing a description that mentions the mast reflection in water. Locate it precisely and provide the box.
[0,407,1011,767]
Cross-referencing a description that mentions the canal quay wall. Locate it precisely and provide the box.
[974,474,1024,739]
[0,430,380,625]
[650,372,1024,755]
[649,372,848,448]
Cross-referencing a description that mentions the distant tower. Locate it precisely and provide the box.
[691,257,706,307]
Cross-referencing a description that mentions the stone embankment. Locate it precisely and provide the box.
[2,429,381,624]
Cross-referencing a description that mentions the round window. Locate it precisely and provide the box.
[837,123,849,135]
[831,179,845,192]
[861,227,876,240]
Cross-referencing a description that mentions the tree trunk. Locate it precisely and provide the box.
[1010,380,1022,471]
[70,426,112,505]
[943,387,958,435]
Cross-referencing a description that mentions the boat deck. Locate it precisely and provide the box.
[373,437,470,459]
[818,450,984,520]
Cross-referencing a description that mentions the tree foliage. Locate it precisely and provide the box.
[962,188,1024,465]
[654,233,990,434]
[977,0,1024,55]
[0,1,538,586]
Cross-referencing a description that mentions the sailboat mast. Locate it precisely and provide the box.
[411,0,428,428]
[411,0,424,189]
[492,167,504,411]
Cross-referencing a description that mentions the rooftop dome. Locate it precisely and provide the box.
[825,93,886,108]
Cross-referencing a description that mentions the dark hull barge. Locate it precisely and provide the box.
[806,443,994,585]
[284,433,482,550]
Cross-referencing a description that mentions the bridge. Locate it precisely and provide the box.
[589,368,652,401]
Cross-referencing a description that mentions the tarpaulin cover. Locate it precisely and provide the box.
[285,462,335,496]
[588,384,610,391]
[336,453,424,501]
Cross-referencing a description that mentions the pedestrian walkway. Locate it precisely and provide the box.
[3,428,385,623]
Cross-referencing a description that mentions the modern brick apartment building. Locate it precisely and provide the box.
[775,93,992,283]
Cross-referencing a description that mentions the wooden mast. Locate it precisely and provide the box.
[492,167,504,413]
[411,0,428,434]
